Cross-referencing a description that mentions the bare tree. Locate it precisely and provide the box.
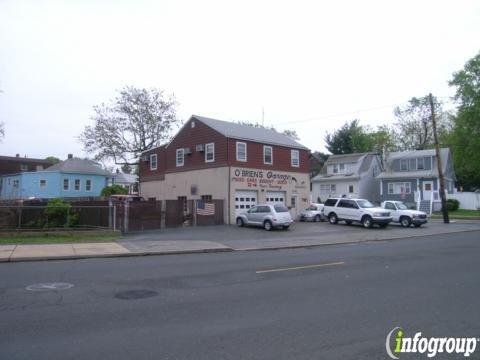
[80,86,180,165]
[393,95,444,150]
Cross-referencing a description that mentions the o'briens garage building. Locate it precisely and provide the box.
[139,115,310,224]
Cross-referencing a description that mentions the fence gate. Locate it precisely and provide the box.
[165,199,194,228]
[112,200,163,233]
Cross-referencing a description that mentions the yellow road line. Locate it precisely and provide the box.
[256,261,345,274]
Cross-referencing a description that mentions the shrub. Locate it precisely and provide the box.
[101,184,128,197]
[44,198,72,228]
[446,199,460,211]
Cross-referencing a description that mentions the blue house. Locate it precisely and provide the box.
[376,148,456,214]
[0,156,114,200]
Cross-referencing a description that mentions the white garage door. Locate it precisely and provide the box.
[235,190,258,216]
[265,191,285,204]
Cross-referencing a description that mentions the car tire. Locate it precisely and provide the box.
[400,216,411,228]
[328,213,338,224]
[362,215,373,229]
[345,220,352,225]
[264,220,273,231]
[314,215,321,222]
[236,218,244,227]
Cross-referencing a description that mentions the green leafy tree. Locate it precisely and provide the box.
[80,86,180,166]
[101,184,129,197]
[448,51,480,189]
[324,120,374,154]
[44,156,61,165]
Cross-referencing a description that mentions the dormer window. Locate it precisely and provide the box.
[417,157,425,170]
[332,163,345,174]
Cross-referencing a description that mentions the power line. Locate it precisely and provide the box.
[272,95,458,127]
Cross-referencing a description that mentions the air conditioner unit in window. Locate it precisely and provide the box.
[196,144,205,152]
[184,147,192,155]
[141,155,149,162]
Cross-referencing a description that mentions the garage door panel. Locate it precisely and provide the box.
[235,190,258,216]
[265,191,285,204]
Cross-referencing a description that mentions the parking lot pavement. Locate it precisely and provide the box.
[121,220,480,251]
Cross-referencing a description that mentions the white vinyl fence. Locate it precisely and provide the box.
[447,192,480,210]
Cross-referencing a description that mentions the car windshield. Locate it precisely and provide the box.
[274,205,289,213]
[306,205,318,210]
[395,202,409,210]
[357,200,375,208]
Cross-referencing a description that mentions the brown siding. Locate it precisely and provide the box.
[139,146,167,182]
[0,157,51,176]
[139,118,310,180]
[227,138,309,173]
[164,119,228,173]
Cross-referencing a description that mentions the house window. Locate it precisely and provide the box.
[400,159,408,171]
[348,185,354,193]
[291,150,299,167]
[417,157,425,170]
[263,146,273,165]
[85,179,92,192]
[176,149,184,167]
[388,182,411,195]
[150,154,158,170]
[74,179,80,191]
[236,142,247,162]
[63,178,69,191]
[20,164,28,171]
[205,143,215,162]
[201,195,212,202]
[333,163,345,174]
[191,121,195,128]
[320,184,336,195]
[13,179,20,188]
[39,179,46,188]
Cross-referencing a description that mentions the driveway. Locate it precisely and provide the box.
[121,220,480,251]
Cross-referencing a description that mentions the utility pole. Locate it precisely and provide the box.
[261,107,265,127]
[429,93,449,223]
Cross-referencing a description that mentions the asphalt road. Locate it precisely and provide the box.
[1,232,480,360]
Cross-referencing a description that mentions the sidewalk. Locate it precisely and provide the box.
[0,241,233,262]
[1,220,480,262]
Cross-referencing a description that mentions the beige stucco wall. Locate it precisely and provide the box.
[229,167,310,224]
[140,167,230,223]
[140,166,311,225]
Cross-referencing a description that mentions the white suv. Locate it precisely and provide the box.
[322,198,393,228]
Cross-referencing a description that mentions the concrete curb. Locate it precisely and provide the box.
[2,247,234,263]
[1,227,479,263]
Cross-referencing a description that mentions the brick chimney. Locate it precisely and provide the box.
[67,154,73,159]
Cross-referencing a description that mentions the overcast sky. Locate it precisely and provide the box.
[1,0,479,163]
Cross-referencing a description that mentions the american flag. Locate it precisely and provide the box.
[197,201,215,216]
